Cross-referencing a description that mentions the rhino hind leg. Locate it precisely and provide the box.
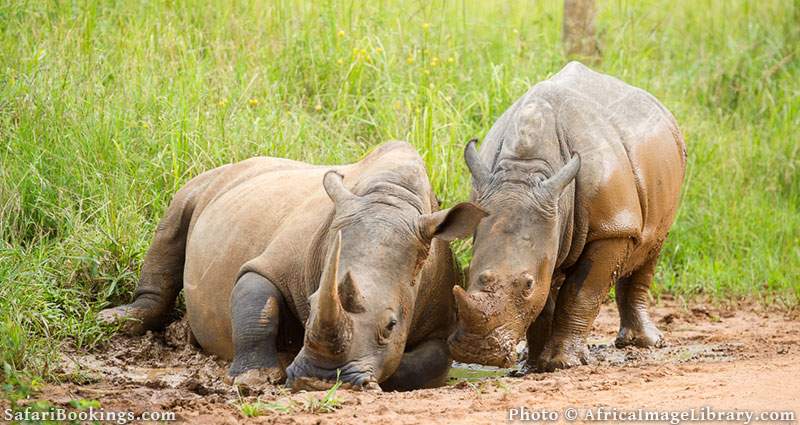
[98,184,200,335]
[615,255,664,348]
[380,339,451,391]
[537,238,632,372]
[228,272,287,388]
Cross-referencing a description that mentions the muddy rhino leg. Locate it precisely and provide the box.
[98,184,200,335]
[380,339,450,391]
[516,290,556,375]
[228,272,286,386]
[538,238,631,371]
[615,255,663,348]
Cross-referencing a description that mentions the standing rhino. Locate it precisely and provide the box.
[448,62,686,371]
[99,141,486,391]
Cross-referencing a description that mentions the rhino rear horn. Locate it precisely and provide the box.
[339,272,365,313]
[543,153,581,196]
[464,139,490,192]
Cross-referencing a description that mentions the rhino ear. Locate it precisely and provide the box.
[464,139,490,193]
[543,153,581,196]
[323,170,356,204]
[418,202,488,242]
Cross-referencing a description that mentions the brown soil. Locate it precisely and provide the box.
[12,298,800,424]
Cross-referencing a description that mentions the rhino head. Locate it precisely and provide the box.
[287,170,486,390]
[448,136,581,368]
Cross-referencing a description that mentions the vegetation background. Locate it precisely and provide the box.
[1,0,797,384]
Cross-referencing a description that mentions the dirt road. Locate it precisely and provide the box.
[14,299,799,424]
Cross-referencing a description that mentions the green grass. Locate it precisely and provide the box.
[238,374,344,416]
[0,0,798,382]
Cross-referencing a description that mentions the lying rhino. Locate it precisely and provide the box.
[99,141,486,391]
[449,62,686,371]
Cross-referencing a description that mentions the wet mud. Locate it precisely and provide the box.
[11,299,800,424]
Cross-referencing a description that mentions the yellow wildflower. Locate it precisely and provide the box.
[218,99,228,108]
[422,22,431,30]
[337,30,345,37]
[248,98,258,107]
[314,103,322,111]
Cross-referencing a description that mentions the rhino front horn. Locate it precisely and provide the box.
[453,285,484,326]
[309,231,352,355]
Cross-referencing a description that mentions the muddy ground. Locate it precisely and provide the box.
[8,297,800,424]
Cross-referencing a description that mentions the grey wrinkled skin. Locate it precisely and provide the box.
[449,61,686,372]
[99,141,486,391]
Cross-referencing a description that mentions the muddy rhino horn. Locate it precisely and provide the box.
[453,285,484,326]
[464,139,490,192]
[543,153,581,196]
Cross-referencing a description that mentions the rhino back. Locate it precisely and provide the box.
[479,62,685,270]
[549,62,686,267]
[183,159,332,359]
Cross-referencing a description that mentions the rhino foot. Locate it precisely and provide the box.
[509,363,538,377]
[536,341,592,372]
[615,324,664,349]
[97,304,149,336]
[231,367,287,392]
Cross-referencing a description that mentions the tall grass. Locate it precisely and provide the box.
[0,0,797,378]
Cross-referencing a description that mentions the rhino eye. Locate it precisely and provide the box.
[378,316,398,344]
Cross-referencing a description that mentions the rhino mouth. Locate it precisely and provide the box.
[448,325,519,368]
[285,353,378,392]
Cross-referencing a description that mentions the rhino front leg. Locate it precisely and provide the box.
[615,255,663,348]
[228,272,286,387]
[380,339,451,391]
[515,290,557,375]
[538,238,632,371]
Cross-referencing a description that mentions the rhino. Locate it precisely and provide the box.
[448,62,686,372]
[99,141,486,391]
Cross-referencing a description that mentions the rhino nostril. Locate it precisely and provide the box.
[478,270,496,285]
[521,273,535,290]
